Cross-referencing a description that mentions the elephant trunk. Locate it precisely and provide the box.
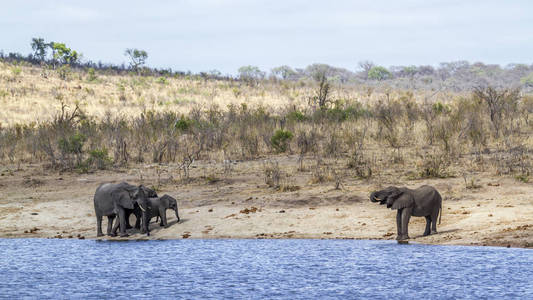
[175,207,180,223]
[143,210,150,236]
[370,191,379,202]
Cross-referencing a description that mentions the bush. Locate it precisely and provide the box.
[58,132,86,156]
[271,129,293,153]
[87,68,97,81]
[156,76,168,84]
[417,152,452,178]
[57,65,71,80]
[174,117,192,132]
[287,110,307,122]
[87,148,112,170]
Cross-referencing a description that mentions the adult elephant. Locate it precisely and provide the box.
[93,182,154,237]
[370,185,442,241]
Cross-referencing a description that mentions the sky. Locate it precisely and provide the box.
[2,0,533,74]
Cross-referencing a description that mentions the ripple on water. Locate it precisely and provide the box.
[0,239,532,299]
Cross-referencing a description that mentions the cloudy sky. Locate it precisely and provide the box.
[2,0,532,74]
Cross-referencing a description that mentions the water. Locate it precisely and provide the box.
[0,239,531,299]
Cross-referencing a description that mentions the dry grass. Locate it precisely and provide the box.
[0,61,457,126]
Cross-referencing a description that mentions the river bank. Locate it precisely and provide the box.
[1,160,532,248]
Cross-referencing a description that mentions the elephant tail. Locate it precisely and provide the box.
[439,201,442,225]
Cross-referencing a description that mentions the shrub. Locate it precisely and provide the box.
[156,76,168,84]
[87,68,97,81]
[174,117,192,132]
[87,148,112,170]
[263,160,281,188]
[57,65,71,80]
[417,152,452,178]
[58,132,86,156]
[287,110,307,122]
[271,129,293,153]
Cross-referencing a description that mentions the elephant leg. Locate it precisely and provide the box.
[431,210,438,234]
[423,216,431,236]
[96,214,104,237]
[125,210,133,229]
[134,210,141,229]
[160,208,168,227]
[111,216,119,236]
[399,208,412,240]
[396,210,402,239]
[107,215,116,236]
[117,209,129,237]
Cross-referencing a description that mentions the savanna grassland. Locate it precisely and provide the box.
[0,61,532,248]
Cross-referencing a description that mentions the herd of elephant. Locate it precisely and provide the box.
[93,182,180,237]
[93,182,442,241]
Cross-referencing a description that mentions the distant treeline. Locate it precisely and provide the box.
[1,37,533,91]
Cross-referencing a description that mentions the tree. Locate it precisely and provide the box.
[521,72,533,87]
[358,60,375,78]
[50,42,79,65]
[271,65,297,80]
[473,86,520,137]
[237,65,265,84]
[368,66,392,81]
[31,37,47,61]
[310,67,331,110]
[124,48,148,74]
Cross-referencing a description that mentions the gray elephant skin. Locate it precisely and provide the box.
[370,185,442,241]
[148,194,180,227]
[93,182,156,237]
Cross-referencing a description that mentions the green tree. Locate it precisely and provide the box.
[368,66,392,81]
[521,72,533,87]
[124,48,148,74]
[238,65,265,84]
[31,37,47,61]
[271,65,296,80]
[50,42,80,65]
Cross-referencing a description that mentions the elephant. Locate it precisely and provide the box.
[93,182,154,237]
[370,185,442,241]
[148,194,180,227]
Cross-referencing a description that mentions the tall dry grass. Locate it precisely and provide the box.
[1,62,532,184]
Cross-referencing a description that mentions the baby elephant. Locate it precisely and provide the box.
[148,195,180,227]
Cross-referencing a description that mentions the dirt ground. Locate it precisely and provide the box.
[1,156,532,249]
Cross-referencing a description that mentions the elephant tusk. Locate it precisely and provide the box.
[375,197,382,201]
[139,206,146,212]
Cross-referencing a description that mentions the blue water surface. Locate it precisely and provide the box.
[0,239,531,299]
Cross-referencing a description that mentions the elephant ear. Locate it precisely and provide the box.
[142,186,158,198]
[391,193,414,210]
[112,190,134,209]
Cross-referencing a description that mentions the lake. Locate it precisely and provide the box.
[0,239,531,299]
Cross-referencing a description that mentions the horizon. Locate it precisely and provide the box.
[2,1,533,74]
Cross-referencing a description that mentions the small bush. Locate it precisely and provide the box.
[57,65,71,80]
[156,76,168,84]
[263,160,281,188]
[417,152,452,178]
[87,148,112,170]
[271,129,293,153]
[175,117,192,132]
[287,110,307,122]
[87,68,97,81]
[58,132,86,155]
